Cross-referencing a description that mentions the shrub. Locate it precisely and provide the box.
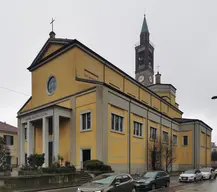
[65,161,71,167]
[0,164,12,172]
[27,154,45,168]
[83,159,112,172]
[42,166,76,174]
[18,164,42,175]
[83,159,104,169]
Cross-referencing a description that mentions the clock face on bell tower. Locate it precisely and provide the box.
[135,15,154,87]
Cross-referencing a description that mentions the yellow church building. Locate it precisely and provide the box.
[17,15,212,173]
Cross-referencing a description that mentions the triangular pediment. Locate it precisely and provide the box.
[28,38,72,71]
[41,43,63,59]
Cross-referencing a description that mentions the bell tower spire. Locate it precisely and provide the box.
[135,14,154,87]
[140,14,149,44]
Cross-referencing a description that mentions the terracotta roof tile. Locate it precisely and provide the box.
[0,121,18,134]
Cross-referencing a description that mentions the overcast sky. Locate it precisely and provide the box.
[0,0,216,142]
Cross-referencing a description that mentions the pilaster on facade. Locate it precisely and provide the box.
[96,86,109,164]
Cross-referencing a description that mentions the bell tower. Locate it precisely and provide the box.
[135,14,154,86]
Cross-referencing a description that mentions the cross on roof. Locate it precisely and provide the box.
[50,18,55,32]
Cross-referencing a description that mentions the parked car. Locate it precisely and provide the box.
[200,167,216,180]
[134,170,170,191]
[76,173,135,192]
[179,169,203,182]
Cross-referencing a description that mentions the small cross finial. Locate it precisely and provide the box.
[50,18,55,32]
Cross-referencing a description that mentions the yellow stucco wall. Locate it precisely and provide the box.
[59,118,70,161]
[178,131,192,165]
[207,135,211,165]
[21,44,182,120]
[75,91,96,167]
[124,79,139,99]
[148,120,160,165]
[20,39,210,171]
[200,132,206,165]
[20,98,32,113]
[154,92,176,107]
[130,113,146,164]
[31,47,100,109]
[140,89,151,105]
[0,132,18,165]
[172,130,178,164]
[56,99,71,109]
[161,102,169,115]
[42,44,64,59]
[35,127,42,154]
[151,96,160,111]
[108,104,128,164]
[105,66,124,91]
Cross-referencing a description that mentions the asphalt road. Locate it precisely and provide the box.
[40,178,217,192]
[153,179,217,192]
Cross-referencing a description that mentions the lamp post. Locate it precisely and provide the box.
[211,96,217,100]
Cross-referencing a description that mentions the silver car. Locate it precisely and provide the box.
[76,173,135,192]
[179,169,203,182]
[200,167,217,180]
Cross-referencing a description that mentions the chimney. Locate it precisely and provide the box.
[155,72,161,84]
[49,31,56,39]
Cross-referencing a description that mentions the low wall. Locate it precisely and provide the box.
[0,172,92,192]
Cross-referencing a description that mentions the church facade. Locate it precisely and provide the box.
[17,15,212,173]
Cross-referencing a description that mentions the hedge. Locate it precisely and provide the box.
[42,166,76,174]
[83,159,112,172]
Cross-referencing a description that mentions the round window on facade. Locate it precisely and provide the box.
[47,76,57,95]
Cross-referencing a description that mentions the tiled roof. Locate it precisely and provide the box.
[0,121,18,134]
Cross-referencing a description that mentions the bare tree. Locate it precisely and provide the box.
[163,144,176,173]
[149,140,176,173]
[149,140,163,170]
[0,136,10,168]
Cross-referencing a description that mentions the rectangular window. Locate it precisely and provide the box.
[133,121,142,137]
[3,135,14,145]
[81,112,91,131]
[111,114,124,133]
[183,136,188,146]
[150,127,157,140]
[173,134,178,145]
[163,131,169,143]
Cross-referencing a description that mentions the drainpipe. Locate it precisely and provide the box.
[128,100,131,174]
[146,109,149,170]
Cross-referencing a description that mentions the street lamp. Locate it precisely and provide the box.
[212,96,217,100]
